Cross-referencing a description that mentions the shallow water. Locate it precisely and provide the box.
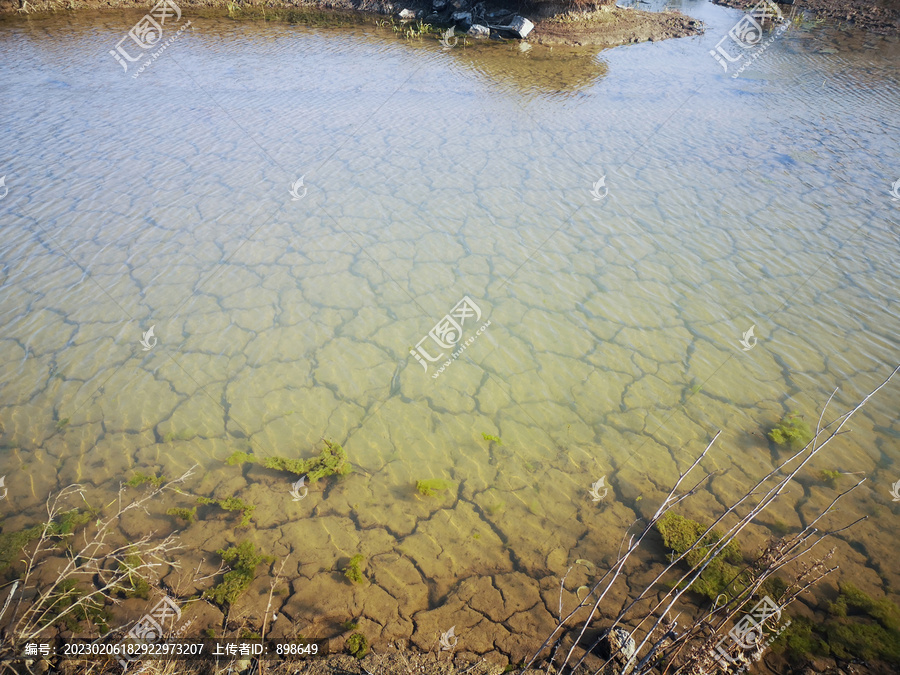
[0,2,898,659]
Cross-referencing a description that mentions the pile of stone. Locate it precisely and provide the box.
[396,0,534,40]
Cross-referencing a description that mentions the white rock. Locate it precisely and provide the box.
[507,15,534,38]
[398,8,416,19]
[451,11,472,23]
[467,23,490,38]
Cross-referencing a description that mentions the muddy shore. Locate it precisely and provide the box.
[0,0,706,48]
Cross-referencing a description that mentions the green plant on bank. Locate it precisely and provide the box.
[342,554,365,585]
[405,20,435,39]
[126,471,165,489]
[166,506,197,524]
[197,496,255,527]
[203,541,273,609]
[340,619,359,631]
[226,439,351,482]
[820,469,842,488]
[655,512,747,601]
[415,478,455,497]
[482,432,502,445]
[768,411,814,449]
[773,584,900,665]
[346,632,369,659]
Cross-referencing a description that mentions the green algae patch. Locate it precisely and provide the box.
[655,512,745,601]
[0,525,43,572]
[226,439,351,482]
[768,411,813,449]
[166,506,197,524]
[197,496,255,527]
[125,471,165,488]
[415,479,455,497]
[773,584,900,665]
[346,632,369,659]
[203,541,273,609]
[343,554,366,584]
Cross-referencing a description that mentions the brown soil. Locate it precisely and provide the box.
[712,0,900,35]
[531,6,703,46]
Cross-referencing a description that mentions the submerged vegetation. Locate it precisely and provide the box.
[342,554,366,584]
[347,632,369,659]
[768,410,814,449]
[197,496,256,527]
[166,506,198,523]
[227,439,351,481]
[481,433,502,445]
[415,478,454,497]
[204,541,273,609]
[126,471,166,488]
[774,584,900,664]
[655,512,746,601]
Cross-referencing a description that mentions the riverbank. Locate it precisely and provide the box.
[714,0,900,35]
[0,0,705,48]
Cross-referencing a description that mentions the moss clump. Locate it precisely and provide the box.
[343,554,365,585]
[197,496,255,527]
[166,506,197,524]
[773,584,900,665]
[768,411,813,449]
[203,541,273,608]
[55,417,70,430]
[481,433,502,444]
[655,512,745,601]
[226,439,351,482]
[126,472,165,489]
[415,479,454,497]
[341,619,359,631]
[346,632,369,659]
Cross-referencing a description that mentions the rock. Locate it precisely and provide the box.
[452,11,472,24]
[506,15,534,38]
[607,627,636,660]
[398,8,416,19]
[467,23,490,38]
[433,0,447,8]
[450,0,468,9]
